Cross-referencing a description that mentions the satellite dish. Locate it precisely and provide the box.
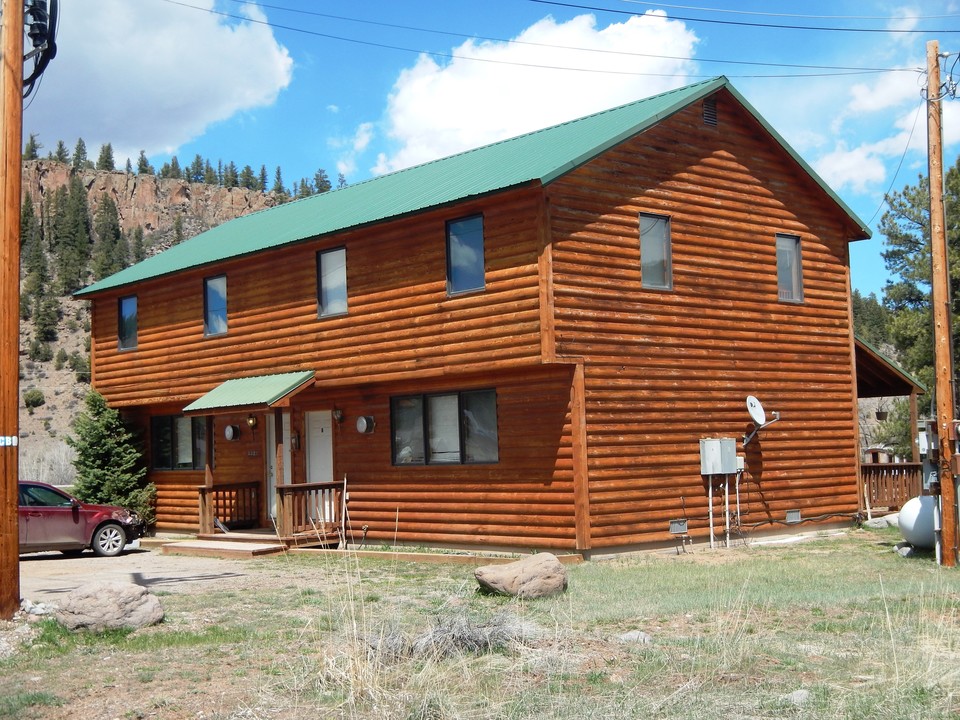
[746,396,766,426]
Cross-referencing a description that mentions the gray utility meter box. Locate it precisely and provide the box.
[699,437,738,475]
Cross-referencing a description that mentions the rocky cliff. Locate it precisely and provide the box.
[18,161,277,482]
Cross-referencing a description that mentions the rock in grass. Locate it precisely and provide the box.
[475,552,568,599]
[782,689,811,707]
[56,581,164,631]
[617,630,653,645]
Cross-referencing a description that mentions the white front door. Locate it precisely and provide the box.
[265,413,292,518]
[305,410,334,484]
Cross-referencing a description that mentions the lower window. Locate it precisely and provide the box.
[391,389,499,465]
[151,416,208,470]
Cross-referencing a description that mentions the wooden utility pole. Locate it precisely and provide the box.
[0,0,24,618]
[927,40,958,567]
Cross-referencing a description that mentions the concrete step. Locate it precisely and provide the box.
[161,539,286,559]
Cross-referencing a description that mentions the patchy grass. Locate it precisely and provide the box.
[1,528,959,719]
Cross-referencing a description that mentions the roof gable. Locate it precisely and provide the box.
[76,77,868,297]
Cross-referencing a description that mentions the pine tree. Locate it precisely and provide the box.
[136,150,154,175]
[52,140,69,163]
[271,166,289,203]
[96,143,115,171]
[54,175,93,293]
[259,165,268,191]
[238,164,256,190]
[130,225,146,263]
[188,154,204,183]
[203,160,217,185]
[32,296,60,342]
[314,168,331,194]
[125,158,133,174]
[21,193,48,299]
[68,390,156,525]
[92,194,125,279]
[23,133,41,160]
[879,153,960,462]
[53,140,70,163]
[337,172,347,189]
[172,214,184,245]
[72,138,89,170]
[223,161,239,188]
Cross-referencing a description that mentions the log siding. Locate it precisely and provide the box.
[546,91,859,547]
[87,87,864,552]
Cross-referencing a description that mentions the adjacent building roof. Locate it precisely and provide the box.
[854,335,926,398]
[76,76,870,298]
[182,370,316,415]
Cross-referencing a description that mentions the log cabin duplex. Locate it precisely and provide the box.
[76,77,872,554]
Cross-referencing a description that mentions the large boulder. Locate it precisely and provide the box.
[475,552,568,599]
[55,581,164,631]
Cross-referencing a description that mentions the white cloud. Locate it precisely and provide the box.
[815,143,889,193]
[23,0,292,165]
[369,11,699,174]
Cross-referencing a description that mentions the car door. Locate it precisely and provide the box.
[19,483,85,550]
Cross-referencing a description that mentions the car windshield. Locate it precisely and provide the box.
[20,485,74,508]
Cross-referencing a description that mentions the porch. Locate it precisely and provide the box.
[195,480,345,551]
[855,335,927,516]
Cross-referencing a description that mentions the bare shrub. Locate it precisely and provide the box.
[19,440,76,485]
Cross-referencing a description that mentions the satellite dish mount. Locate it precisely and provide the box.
[743,395,780,446]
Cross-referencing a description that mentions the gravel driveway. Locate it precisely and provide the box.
[17,547,255,604]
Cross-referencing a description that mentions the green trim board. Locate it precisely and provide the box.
[76,77,869,298]
[182,370,315,414]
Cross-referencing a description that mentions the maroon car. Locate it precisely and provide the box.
[18,481,145,557]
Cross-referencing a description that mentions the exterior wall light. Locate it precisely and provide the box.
[356,416,375,434]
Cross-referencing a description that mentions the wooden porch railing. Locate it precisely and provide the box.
[276,481,342,540]
[861,462,923,511]
[197,481,261,534]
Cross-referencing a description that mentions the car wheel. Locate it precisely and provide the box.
[91,523,127,557]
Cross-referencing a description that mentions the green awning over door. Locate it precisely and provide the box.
[182,371,315,415]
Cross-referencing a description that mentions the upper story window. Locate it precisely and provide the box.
[203,275,227,336]
[150,415,207,470]
[640,212,672,290]
[446,215,485,295]
[391,389,499,465]
[118,295,137,350]
[317,247,348,317]
[776,233,803,302]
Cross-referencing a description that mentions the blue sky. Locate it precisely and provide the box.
[22,0,960,298]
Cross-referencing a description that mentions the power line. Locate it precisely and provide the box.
[163,0,917,79]
[867,97,925,226]
[620,0,960,22]
[530,0,960,33]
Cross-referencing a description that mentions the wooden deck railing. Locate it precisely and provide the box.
[197,481,261,534]
[861,462,923,511]
[276,481,342,540]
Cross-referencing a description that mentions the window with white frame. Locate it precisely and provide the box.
[391,389,499,465]
[640,213,672,290]
[317,247,348,317]
[776,233,803,302]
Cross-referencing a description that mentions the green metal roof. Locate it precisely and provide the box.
[182,370,315,414]
[76,76,869,297]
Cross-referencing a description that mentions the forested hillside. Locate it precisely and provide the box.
[17,139,329,483]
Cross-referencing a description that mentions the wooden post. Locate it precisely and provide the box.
[0,0,24,620]
[570,363,591,551]
[927,40,958,566]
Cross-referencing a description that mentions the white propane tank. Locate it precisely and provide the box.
[899,495,936,549]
